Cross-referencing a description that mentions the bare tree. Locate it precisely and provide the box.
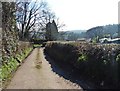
[56,18,66,29]
[37,9,65,31]
[16,0,65,40]
[16,0,47,40]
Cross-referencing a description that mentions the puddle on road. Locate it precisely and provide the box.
[35,48,42,69]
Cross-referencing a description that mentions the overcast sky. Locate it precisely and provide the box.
[45,0,119,31]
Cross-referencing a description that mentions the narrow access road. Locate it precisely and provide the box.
[6,48,82,89]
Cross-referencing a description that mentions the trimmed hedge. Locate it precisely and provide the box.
[45,42,120,88]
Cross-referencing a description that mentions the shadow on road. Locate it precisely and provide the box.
[43,49,97,90]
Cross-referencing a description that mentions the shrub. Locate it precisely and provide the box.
[45,42,120,88]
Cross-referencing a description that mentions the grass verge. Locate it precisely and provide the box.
[0,47,33,89]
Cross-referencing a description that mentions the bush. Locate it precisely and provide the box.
[45,42,120,88]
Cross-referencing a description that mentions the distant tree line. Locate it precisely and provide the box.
[86,24,119,42]
[52,24,119,41]
[58,31,86,41]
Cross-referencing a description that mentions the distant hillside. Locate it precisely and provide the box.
[58,30,86,40]
[67,30,86,34]
[86,24,119,39]
[58,24,119,41]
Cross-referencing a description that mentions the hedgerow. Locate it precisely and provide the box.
[45,42,120,88]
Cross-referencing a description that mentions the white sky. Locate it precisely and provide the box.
[45,0,119,31]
